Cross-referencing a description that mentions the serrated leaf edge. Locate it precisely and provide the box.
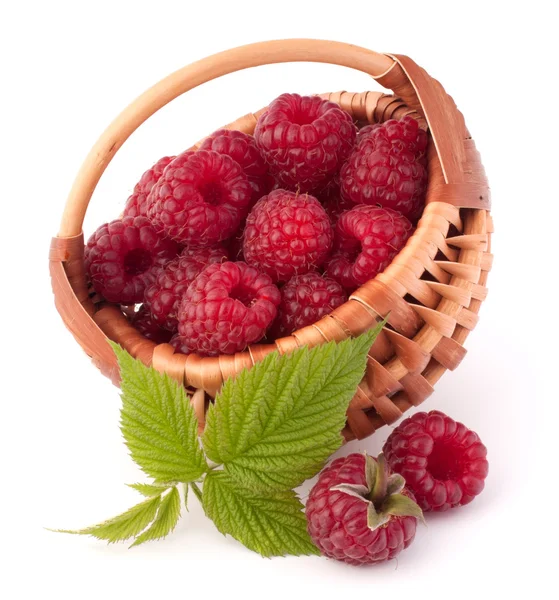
[129,487,182,547]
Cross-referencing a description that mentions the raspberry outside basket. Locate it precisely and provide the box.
[49,40,492,441]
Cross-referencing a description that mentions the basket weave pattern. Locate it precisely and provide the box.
[49,41,492,441]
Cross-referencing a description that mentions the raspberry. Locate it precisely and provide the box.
[84,216,178,304]
[306,453,422,565]
[199,129,271,204]
[340,116,428,220]
[255,93,357,192]
[271,273,347,338]
[242,189,333,283]
[326,206,412,290]
[147,150,252,247]
[359,116,428,156]
[130,305,173,344]
[383,410,489,512]
[177,261,281,356]
[123,156,176,218]
[144,245,228,331]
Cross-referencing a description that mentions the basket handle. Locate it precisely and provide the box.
[59,40,396,237]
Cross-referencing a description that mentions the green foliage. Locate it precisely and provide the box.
[113,343,207,483]
[202,330,376,491]
[55,495,161,543]
[56,328,385,556]
[202,471,319,557]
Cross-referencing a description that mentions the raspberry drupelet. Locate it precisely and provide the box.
[242,189,333,283]
[147,150,252,247]
[255,93,357,193]
[176,261,281,356]
[84,216,178,305]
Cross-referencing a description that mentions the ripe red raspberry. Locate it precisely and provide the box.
[242,189,333,283]
[255,93,357,192]
[383,410,489,512]
[306,453,423,565]
[340,116,428,220]
[271,273,347,338]
[130,305,173,344]
[358,116,428,156]
[199,129,271,204]
[144,245,228,331]
[177,261,281,356]
[123,156,176,218]
[147,150,252,247]
[84,216,178,304]
[326,206,412,290]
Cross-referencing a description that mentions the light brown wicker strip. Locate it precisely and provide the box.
[49,40,492,441]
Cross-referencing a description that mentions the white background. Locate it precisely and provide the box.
[1,0,558,598]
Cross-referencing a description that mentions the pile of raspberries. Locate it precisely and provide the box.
[85,93,429,357]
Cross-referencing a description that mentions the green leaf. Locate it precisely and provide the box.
[202,329,378,491]
[127,483,169,497]
[112,343,207,483]
[202,471,319,557]
[130,487,181,547]
[54,495,161,543]
[190,482,203,504]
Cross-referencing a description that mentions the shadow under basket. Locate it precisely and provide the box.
[49,40,492,442]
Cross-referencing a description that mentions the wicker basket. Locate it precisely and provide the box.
[49,39,492,442]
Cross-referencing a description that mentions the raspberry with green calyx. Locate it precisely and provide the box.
[306,453,424,565]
